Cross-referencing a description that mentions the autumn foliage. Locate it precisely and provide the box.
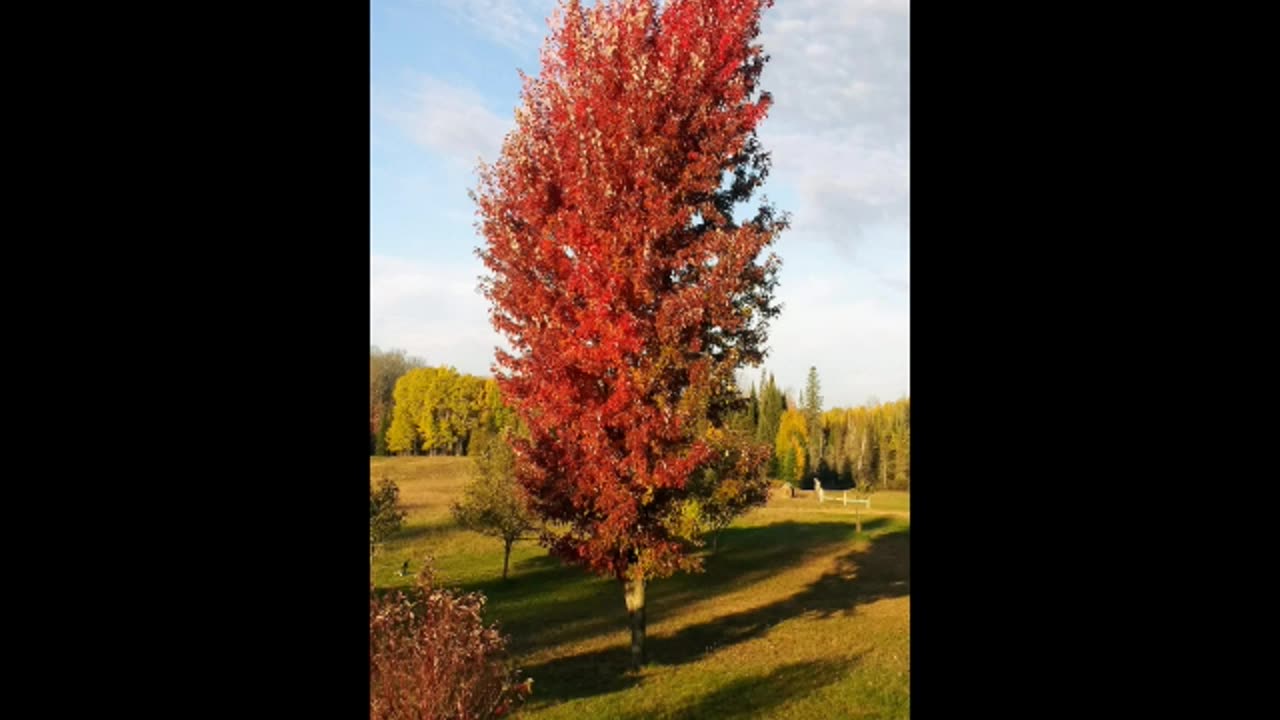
[473,0,784,667]
[370,565,532,720]
[388,368,505,457]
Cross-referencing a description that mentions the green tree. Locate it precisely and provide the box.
[726,377,757,434]
[756,372,785,476]
[802,366,823,477]
[756,372,784,444]
[374,410,393,456]
[452,433,536,580]
[370,477,406,566]
[748,383,760,433]
[679,428,772,552]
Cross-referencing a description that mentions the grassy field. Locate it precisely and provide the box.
[371,456,910,719]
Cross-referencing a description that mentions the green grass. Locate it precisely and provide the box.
[772,487,910,514]
[371,456,910,719]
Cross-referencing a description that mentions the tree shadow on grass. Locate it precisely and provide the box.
[520,524,909,705]
[659,517,897,593]
[387,518,460,544]
[615,655,865,720]
[471,520,891,655]
[462,555,617,653]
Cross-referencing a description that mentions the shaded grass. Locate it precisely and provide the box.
[516,525,908,707]
[369,457,910,719]
[613,655,865,720]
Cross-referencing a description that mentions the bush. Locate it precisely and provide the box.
[370,563,532,719]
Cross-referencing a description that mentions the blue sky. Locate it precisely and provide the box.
[371,0,909,409]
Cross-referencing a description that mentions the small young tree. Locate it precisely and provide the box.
[370,563,533,719]
[371,477,407,567]
[682,428,771,552]
[452,434,537,580]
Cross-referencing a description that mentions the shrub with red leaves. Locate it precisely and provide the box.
[370,565,531,719]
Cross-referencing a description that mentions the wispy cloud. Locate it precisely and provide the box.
[767,271,910,405]
[758,0,909,250]
[377,74,513,169]
[872,258,910,295]
[435,0,558,51]
[371,254,508,376]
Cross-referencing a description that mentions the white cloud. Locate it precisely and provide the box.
[757,0,909,250]
[873,257,910,295]
[378,75,513,169]
[370,254,507,376]
[764,269,910,407]
[747,1,910,406]
[435,0,558,51]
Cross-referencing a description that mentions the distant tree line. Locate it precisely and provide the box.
[371,350,908,490]
[371,348,514,458]
[730,367,910,491]
[370,346,426,455]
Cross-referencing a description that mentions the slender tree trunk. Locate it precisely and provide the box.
[623,573,646,670]
[712,531,720,553]
[503,540,512,580]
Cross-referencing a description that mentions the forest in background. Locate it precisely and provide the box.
[371,347,909,491]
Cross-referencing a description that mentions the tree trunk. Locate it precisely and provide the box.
[624,573,646,670]
[503,540,512,580]
[712,531,720,553]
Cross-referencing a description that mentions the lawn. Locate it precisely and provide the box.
[370,456,910,719]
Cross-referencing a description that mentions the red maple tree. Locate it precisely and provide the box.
[473,0,786,668]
